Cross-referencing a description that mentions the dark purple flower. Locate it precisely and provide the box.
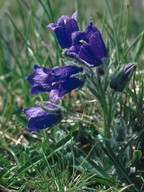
[47,12,79,49]
[28,65,84,102]
[66,22,107,66]
[110,63,136,92]
[23,104,62,132]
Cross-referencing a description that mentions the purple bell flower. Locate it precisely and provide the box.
[47,12,79,49]
[110,63,136,92]
[23,104,63,132]
[66,22,107,66]
[27,65,84,102]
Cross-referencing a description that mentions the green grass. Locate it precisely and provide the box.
[0,0,144,191]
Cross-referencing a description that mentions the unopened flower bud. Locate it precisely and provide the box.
[110,63,136,92]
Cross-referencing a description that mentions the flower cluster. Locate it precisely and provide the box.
[24,64,84,132]
[24,12,136,133]
[48,12,107,66]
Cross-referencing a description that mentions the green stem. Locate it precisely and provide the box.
[102,107,110,138]
[102,91,112,139]
[103,90,116,139]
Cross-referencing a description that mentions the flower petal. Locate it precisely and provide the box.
[52,65,83,80]
[89,32,107,63]
[58,77,84,97]
[66,45,81,59]
[28,114,62,132]
[71,31,87,45]
[57,15,70,26]
[79,44,98,65]
[49,89,60,103]
[24,104,62,132]
[49,77,84,103]
[85,22,100,39]
[31,85,50,94]
[65,19,79,34]
[24,106,46,119]
[47,23,57,30]
[27,65,52,86]
[71,11,77,20]
[31,83,59,94]
[24,104,57,118]
[54,26,72,48]
[124,63,136,75]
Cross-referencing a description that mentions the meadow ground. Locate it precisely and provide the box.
[0,0,144,191]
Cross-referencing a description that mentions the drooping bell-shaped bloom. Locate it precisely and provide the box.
[66,22,107,67]
[27,64,84,102]
[47,12,79,49]
[110,63,136,92]
[23,104,63,132]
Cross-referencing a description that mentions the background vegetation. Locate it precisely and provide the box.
[0,0,144,191]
